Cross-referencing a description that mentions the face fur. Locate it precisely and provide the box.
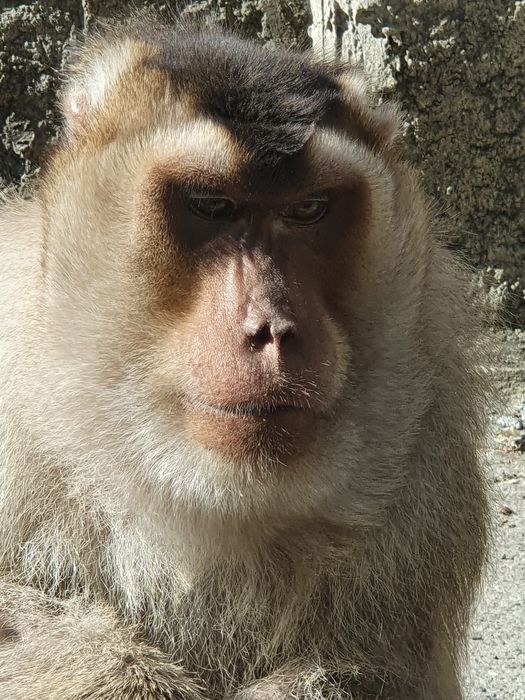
[37,22,425,526]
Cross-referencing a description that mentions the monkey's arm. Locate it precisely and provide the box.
[0,581,205,700]
[233,658,462,700]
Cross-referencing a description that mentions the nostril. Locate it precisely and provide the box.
[247,321,296,352]
[248,323,273,352]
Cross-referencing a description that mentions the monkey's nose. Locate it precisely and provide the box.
[246,320,296,353]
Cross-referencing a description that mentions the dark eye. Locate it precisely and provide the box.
[188,195,237,221]
[280,197,329,225]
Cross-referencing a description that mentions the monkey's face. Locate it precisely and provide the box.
[41,27,426,523]
[140,155,360,467]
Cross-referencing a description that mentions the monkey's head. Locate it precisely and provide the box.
[38,20,432,526]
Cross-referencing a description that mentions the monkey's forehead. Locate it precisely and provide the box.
[65,22,366,167]
[142,28,342,166]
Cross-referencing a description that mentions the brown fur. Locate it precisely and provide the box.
[0,15,490,700]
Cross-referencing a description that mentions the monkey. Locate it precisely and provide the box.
[0,14,490,700]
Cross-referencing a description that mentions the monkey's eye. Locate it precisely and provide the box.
[280,197,329,225]
[188,195,238,221]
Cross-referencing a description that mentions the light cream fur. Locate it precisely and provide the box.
[0,21,491,700]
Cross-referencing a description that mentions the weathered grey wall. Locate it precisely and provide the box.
[1,0,524,325]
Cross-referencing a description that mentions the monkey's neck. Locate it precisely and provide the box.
[105,511,371,690]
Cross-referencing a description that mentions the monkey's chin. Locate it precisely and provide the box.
[185,405,316,465]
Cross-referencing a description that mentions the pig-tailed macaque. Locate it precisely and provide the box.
[0,14,490,700]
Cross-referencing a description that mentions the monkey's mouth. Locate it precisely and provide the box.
[184,398,317,462]
[199,402,304,419]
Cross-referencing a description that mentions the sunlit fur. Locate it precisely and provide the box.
[0,16,490,700]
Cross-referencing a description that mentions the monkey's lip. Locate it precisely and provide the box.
[185,399,317,461]
[194,402,308,419]
[181,395,319,461]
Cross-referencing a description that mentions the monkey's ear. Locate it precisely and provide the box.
[336,70,402,151]
[62,88,91,136]
[365,101,402,150]
[60,39,136,140]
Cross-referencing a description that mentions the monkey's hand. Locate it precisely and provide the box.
[232,667,354,700]
[0,582,206,700]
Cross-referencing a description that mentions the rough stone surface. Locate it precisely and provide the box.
[311,0,525,324]
[495,330,525,401]
[468,409,525,700]
[0,2,81,191]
